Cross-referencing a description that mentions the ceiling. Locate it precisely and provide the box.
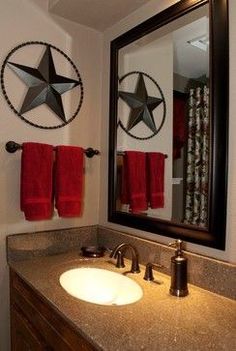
[49,0,149,32]
[48,0,208,79]
[173,16,209,78]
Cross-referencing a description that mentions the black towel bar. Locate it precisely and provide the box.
[5,141,100,158]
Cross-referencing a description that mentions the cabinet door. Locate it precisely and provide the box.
[10,270,97,351]
[11,305,51,351]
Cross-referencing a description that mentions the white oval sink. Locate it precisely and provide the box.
[59,267,143,306]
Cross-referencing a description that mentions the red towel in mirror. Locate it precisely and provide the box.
[55,146,84,217]
[146,152,165,209]
[20,142,54,220]
[121,151,148,213]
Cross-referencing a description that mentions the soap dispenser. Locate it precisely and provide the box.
[169,239,188,297]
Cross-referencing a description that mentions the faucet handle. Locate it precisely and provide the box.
[116,250,125,268]
[144,263,164,281]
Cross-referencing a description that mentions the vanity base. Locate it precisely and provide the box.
[10,269,97,351]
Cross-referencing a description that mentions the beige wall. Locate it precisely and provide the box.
[0,0,102,349]
[99,0,236,264]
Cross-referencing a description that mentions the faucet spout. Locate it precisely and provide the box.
[110,243,140,273]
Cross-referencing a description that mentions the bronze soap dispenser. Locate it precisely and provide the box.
[169,239,188,297]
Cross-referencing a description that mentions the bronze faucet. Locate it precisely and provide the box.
[110,243,140,273]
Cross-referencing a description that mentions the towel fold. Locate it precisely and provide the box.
[55,145,84,217]
[121,151,148,213]
[21,142,54,220]
[146,152,165,209]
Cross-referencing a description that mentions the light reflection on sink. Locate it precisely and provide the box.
[59,267,143,306]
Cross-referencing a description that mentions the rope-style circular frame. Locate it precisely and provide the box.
[0,41,84,130]
[118,71,166,140]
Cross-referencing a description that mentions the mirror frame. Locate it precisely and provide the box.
[108,0,228,250]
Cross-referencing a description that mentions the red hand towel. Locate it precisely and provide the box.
[21,142,54,220]
[146,152,165,209]
[55,146,84,217]
[122,151,148,213]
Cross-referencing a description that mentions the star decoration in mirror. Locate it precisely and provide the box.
[0,41,83,129]
[118,71,166,140]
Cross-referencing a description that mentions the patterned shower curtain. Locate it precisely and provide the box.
[184,86,209,227]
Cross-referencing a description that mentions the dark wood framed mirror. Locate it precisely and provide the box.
[108,0,228,250]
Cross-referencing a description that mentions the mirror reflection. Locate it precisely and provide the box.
[116,5,209,228]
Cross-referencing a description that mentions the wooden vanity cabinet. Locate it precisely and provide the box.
[10,269,97,351]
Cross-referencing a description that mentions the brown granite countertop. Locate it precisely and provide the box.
[9,252,236,351]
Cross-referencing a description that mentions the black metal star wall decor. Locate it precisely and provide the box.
[119,73,163,133]
[118,71,166,140]
[1,41,84,129]
[8,46,79,122]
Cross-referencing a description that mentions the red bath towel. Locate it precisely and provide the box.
[55,146,84,217]
[121,151,148,213]
[21,142,54,220]
[146,152,165,208]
